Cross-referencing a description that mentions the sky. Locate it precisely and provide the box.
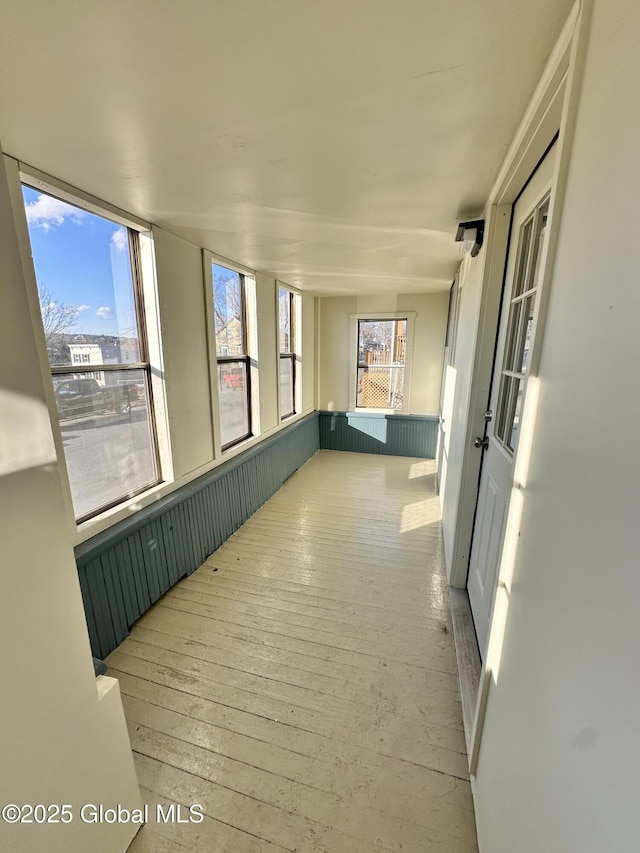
[22,185,138,339]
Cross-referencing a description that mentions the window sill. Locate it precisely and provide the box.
[75,480,170,546]
[73,408,315,546]
[221,432,254,455]
[351,407,410,415]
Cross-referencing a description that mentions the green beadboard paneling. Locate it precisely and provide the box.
[318,411,438,459]
[76,413,319,659]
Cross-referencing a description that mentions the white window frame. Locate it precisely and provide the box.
[9,161,170,532]
[348,312,416,413]
[277,283,302,422]
[203,250,260,456]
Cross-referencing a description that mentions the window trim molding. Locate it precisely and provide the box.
[18,161,150,232]
[277,283,301,422]
[348,311,416,413]
[10,159,166,526]
[203,250,259,455]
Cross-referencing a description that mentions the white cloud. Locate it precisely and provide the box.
[96,306,113,318]
[25,194,85,231]
[111,228,127,253]
[77,304,90,312]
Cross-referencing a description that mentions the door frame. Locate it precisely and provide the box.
[446,1,592,774]
[437,273,461,494]
[468,147,557,662]
[449,7,579,592]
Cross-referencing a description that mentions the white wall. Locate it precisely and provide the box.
[301,292,316,414]
[151,242,311,479]
[255,272,279,432]
[438,255,484,574]
[473,2,640,850]
[0,144,140,853]
[153,227,214,478]
[318,292,448,414]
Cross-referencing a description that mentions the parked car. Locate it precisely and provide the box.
[53,377,134,419]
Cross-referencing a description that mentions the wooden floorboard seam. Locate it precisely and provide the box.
[116,452,478,853]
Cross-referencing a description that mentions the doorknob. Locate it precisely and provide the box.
[473,436,489,449]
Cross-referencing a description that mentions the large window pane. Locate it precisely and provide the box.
[55,370,157,520]
[218,362,249,447]
[279,356,294,418]
[279,287,291,352]
[213,265,243,357]
[278,287,296,419]
[23,184,159,521]
[357,319,406,409]
[23,187,141,368]
[211,262,252,448]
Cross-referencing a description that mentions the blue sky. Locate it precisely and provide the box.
[22,186,138,338]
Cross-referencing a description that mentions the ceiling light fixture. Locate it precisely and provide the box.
[455,219,485,257]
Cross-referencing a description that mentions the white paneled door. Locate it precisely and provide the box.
[467,144,556,659]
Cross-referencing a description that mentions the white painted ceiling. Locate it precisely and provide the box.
[0,0,573,294]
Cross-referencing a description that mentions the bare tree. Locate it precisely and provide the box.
[39,285,79,336]
[213,272,244,357]
[279,288,290,351]
[38,285,78,364]
[213,275,241,334]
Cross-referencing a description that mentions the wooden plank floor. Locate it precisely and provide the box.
[111,450,478,852]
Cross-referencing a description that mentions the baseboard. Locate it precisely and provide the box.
[75,413,320,658]
[319,410,438,458]
[448,586,482,757]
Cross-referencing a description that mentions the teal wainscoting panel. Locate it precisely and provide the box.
[76,413,319,659]
[318,410,438,459]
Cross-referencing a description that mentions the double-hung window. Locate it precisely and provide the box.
[21,184,160,522]
[278,286,297,419]
[211,262,252,449]
[357,318,407,409]
[349,312,415,412]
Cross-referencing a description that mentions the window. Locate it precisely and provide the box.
[356,318,407,409]
[494,197,549,452]
[212,263,252,449]
[278,286,297,419]
[22,184,160,522]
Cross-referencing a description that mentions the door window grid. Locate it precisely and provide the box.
[212,263,252,449]
[22,185,160,522]
[495,199,549,452]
